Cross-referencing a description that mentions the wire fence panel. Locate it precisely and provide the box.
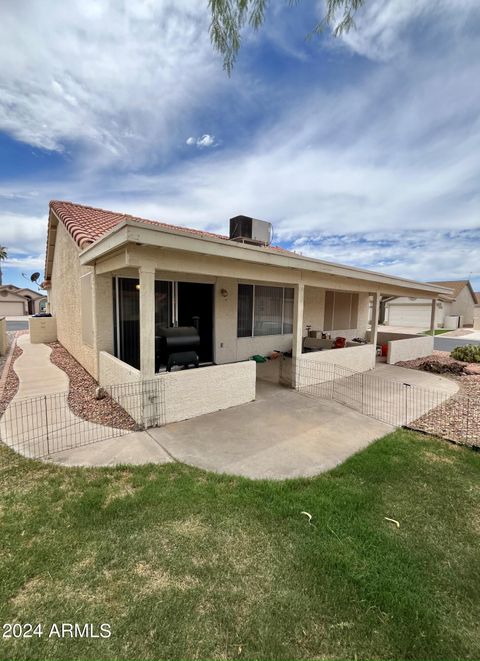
[294,358,479,448]
[0,378,166,464]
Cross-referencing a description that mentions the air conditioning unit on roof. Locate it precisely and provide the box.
[229,215,273,246]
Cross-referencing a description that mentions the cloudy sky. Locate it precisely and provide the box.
[0,0,479,289]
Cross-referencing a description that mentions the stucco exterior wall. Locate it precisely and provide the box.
[295,344,376,388]
[0,291,26,316]
[98,351,142,422]
[50,222,96,377]
[304,286,325,330]
[156,360,256,424]
[99,351,141,386]
[387,336,434,364]
[0,318,7,355]
[473,305,480,331]
[450,286,475,325]
[29,317,57,344]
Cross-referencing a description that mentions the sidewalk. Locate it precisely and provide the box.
[0,335,172,466]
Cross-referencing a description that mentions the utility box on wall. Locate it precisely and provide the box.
[29,317,57,344]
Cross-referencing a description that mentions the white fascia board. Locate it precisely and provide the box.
[79,219,453,297]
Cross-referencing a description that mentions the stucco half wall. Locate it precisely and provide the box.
[386,336,434,365]
[295,344,376,388]
[156,360,256,424]
[29,317,57,344]
[99,351,256,425]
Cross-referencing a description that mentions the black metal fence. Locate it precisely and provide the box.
[0,379,165,463]
[294,359,479,448]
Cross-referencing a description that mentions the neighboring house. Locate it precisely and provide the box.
[42,201,450,421]
[385,280,478,328]
[0,284,47,316]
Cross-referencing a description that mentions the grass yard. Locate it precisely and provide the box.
[422,329,452,335]
[0,430,479,660]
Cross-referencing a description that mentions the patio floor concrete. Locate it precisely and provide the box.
[147,380,394,480]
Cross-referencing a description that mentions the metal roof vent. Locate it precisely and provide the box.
[229,215,273,246]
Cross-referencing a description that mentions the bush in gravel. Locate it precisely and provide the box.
[451,344,480,363]
[419,359,467,375]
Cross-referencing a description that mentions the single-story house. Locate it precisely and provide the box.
[384,280,478,329]
[0,284,47,316]
[41,201,451,423]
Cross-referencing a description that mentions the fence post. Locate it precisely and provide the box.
[361,373,365,415]
[44,395,50,455]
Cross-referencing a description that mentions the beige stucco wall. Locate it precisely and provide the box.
[214,282,369,364]
[387,336,434,364]
[100,351,255,426]
[156,360,256,424]
[0,317,7,355]
[0,291,26,316]
[450,286,475,325]
[99,351,141,386]
[29,317,57,344]
[295,344,376,389]
[98,351,142,422]
[474,305,480,330]
[49,222,97,377]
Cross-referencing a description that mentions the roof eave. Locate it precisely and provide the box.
[79,219,453,297]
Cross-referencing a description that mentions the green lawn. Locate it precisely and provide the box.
[422,329,452,335]
[0,430,479,660]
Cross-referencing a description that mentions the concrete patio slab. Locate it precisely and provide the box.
[148,380,394,480]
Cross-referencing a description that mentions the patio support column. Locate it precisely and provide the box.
[139,266,156,379]
[371,292,380,347]
[292,283,304,388]
[430,299,437,333]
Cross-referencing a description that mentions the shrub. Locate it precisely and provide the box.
[450,344,480,363]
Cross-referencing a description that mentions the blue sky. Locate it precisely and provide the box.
[0,0,479,290]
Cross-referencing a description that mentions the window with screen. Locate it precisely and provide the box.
[324,291,359,330]
[237,284,294,337]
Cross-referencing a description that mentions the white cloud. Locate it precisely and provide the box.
[0,0,223,168]
[186,134,216,148]
[1,0,479,290]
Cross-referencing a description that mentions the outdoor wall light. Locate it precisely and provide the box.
[135,284,140,291]
[220,288,228,298]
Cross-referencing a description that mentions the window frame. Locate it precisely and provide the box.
[237,283,294,338]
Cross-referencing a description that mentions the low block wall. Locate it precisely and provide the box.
[29,317,57,344]
[366,330,418,343]
[0,318,7,356]
[387,335,434,364]
[157,360,256,424]
[98,351,142,422]
[295,344,376,388]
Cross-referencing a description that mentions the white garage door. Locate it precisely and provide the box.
[0,301,25,316]
[387,305,432,327]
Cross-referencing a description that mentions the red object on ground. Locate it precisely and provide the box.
[382,343,388,356]
[334,336,346,349]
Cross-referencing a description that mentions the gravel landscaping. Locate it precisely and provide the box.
[0,344,22,416]
[396,352,480,448]
[47,341,139,431]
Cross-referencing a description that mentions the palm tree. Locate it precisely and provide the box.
[0,246,7,286]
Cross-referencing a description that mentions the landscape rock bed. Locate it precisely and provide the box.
[396,352,480,448]
[0,345,22,416]
[47,342,139,431]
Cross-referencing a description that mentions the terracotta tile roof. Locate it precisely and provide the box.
[49,200,229,249]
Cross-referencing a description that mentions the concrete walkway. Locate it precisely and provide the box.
[0,335,172,466]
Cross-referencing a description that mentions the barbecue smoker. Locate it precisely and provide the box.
[155,326,200,372]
